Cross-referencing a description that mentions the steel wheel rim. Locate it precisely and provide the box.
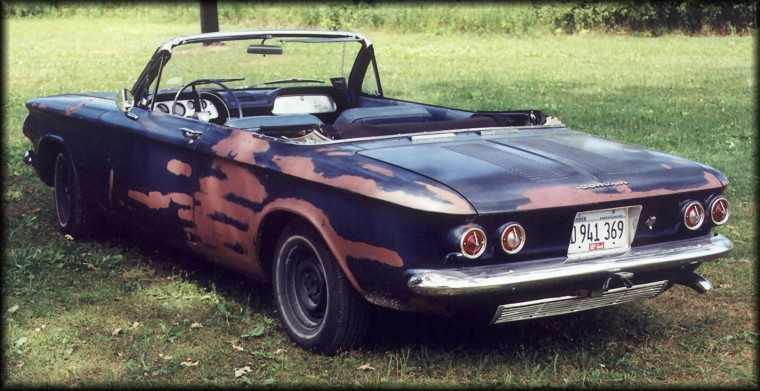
[54,155,71,228]
[285,240,327,331]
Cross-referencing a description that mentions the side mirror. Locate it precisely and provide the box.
[115,88,138,120]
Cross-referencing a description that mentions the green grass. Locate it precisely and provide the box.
[3,14,757,388]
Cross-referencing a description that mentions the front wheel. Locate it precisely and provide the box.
[53,151,97,238]
[272,222,369,355]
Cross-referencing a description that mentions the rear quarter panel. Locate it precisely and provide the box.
[185,125,478,295]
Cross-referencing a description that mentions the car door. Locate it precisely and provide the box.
[181,123,274,276]
[98,106,209,245]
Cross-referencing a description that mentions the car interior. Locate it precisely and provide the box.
[153,84,545,142]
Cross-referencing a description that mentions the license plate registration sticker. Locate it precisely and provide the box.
[568,206,641,258]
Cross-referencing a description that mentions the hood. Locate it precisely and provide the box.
[26,92,118,119]
[358,129,727,214]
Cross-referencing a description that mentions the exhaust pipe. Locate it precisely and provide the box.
[677,272,712,294]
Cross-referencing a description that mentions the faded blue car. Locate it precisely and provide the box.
[22,30,732,354]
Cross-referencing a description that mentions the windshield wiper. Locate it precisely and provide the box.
[246,78,325,88]
[213,77,245,83]
[192,77,245,84]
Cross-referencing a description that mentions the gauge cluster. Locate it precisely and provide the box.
[153,97,220,120]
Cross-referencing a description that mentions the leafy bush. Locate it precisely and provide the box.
[558,1,757,35]
[2,1,756,35]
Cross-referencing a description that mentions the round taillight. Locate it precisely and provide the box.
[683,201,705,230]
[709,197,730,225]
[461,227,487,259]
[501,223,526,254]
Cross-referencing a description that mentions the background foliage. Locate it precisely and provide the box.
[2,0,757,35]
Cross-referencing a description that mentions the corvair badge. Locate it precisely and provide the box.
[577,181,629,189]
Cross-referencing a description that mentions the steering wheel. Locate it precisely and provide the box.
[171,79,243,121]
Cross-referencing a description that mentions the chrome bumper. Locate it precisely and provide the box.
[408,234,732,296]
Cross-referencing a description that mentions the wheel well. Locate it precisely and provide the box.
[37,138,65,186]
[258,211,306,280]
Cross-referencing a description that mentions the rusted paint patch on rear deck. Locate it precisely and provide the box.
[517,172,724,211]
[272,155,473,215]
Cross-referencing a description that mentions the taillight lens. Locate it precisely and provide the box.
[501,223,526,254]
[683,201,705,230]
[461,227,487,259]
[709,196,730,225]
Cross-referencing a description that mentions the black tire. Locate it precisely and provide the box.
[53,151,97,238]
[272,222,369,355]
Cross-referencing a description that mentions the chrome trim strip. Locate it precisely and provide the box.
[255,124,566,146]
[490,280,668,324]
[408,234,731,296]
[158,30,370,53]
[411,133,456,142]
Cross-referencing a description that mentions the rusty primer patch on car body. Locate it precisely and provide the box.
[211,129,271,164]
[273,155,473,215]
[361,163,395,177]
[64,99,90,116]
[109,169,115,207]
[167,159,192,177]
[189,159,268,275]
[127,190,193,214]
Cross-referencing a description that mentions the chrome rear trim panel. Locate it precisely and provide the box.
[490,280,668,324]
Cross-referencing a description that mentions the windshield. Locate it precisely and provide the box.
[151,37,364,94]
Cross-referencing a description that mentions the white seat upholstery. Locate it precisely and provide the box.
[334,105,433,125]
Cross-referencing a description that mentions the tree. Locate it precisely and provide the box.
[200,0,219,40]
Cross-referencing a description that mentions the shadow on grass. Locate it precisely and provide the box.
[361,300,669,356]
[95,222,275,312]
[93,220,672,357]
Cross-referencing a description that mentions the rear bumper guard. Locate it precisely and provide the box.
[407,234,732,297]
[490,280,669,324]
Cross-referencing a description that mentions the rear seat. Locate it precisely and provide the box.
[334,105,433,125]
[331,115,500,140]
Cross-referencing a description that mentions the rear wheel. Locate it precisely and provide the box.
[53,151,97,238]
[272,222,369,355]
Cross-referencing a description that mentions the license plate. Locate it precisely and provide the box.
[568,206,641,258]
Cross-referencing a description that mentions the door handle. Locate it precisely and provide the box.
[180,127,202,139]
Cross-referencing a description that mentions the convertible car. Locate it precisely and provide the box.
[22,30,732,354]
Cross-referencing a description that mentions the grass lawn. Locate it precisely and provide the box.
[3,15,756,387]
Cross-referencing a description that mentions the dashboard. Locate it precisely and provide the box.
[153,96,222,121]
[150,87,347,124]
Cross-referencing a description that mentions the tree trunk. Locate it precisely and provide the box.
[200,0,219,44]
